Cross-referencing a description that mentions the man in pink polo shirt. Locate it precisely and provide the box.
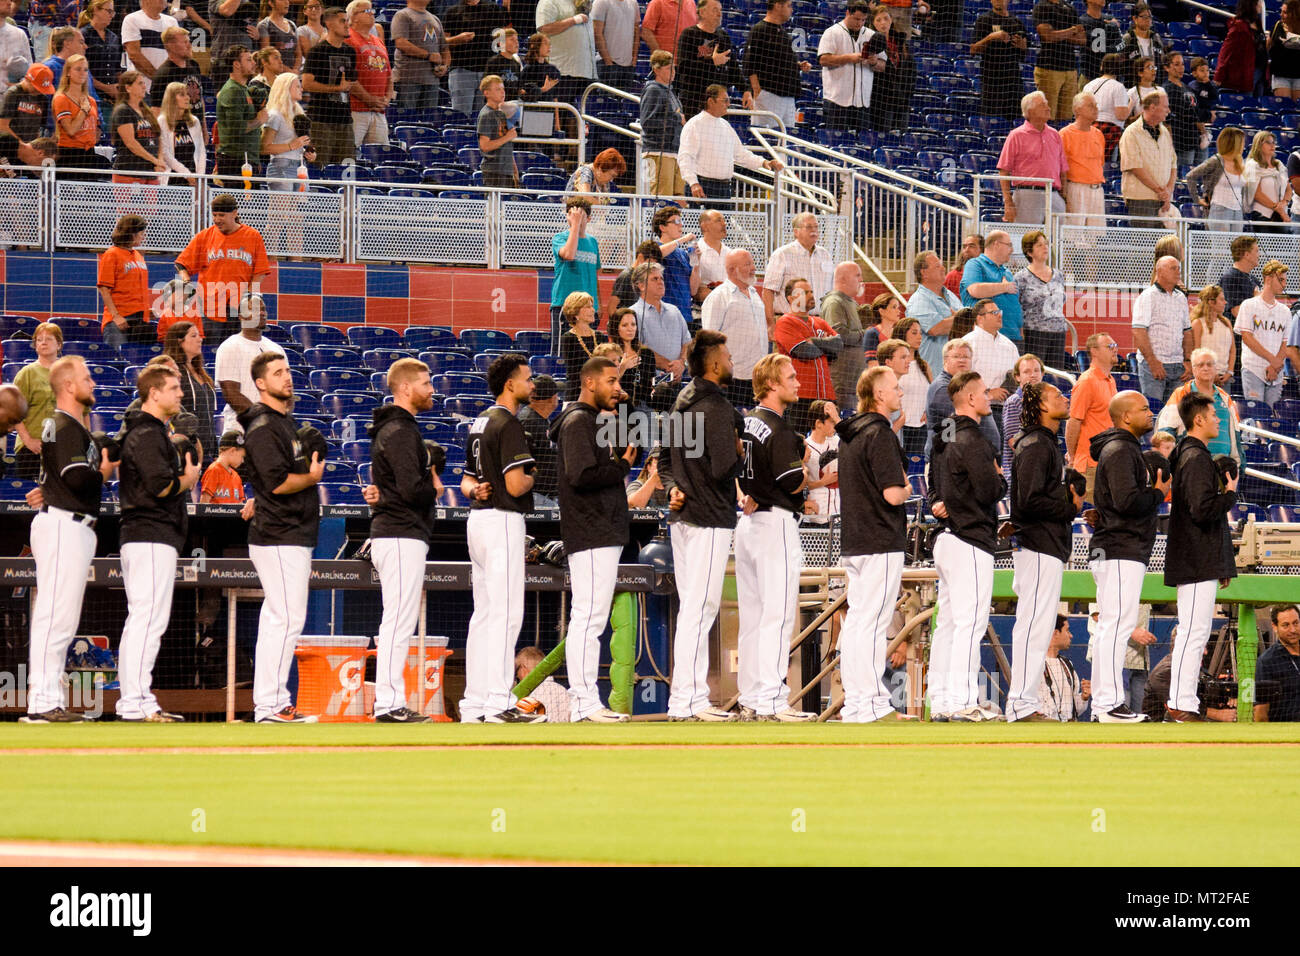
[996,89,1069,226]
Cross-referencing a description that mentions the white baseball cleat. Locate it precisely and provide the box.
[576,708,630,723]
[1091,704,1150,723]
[765,708,817,722]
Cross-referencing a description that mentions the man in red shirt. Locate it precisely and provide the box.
[173,194,271,346]
[346,0,394,147]
[772,277,841,435]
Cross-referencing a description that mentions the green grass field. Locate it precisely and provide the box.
[2,723,1297,865]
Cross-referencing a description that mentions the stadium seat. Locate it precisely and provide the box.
[418,419,459,445]
[1238,399,1273,422]
[52,316,102,341]
[94,386,134,405]
[443,396,490,419]
[1243,443,1275,465]
[1276,399,1300,423]
[359,143,409,166]
[441,127,478,153]
[303,346,363,368]
[347,326,401,351]
[1270,441,1298,467]
[420,350,475,374]
[512,150,554,173]
[340,440,371,464]
[1,338,36,362]
[89,409,126,433]
[292,393,325,418]
[403,326,459,352]
[85,364,126,387]
[309,367,371,392]
[459,328,514,352]
[321,461,359,484]
[120,342,163,365]
[290,324,347,349]
[320,482,368,505]
[433,372,488,395]
[355,462,372,485]
[375,165,421,184]
[514,331,551,355]
[908,474,927,499]
[0,479,37,500]
[530,354,563,377]
[61,340,118,361]
[521,170,568,192]
[1268,504,1299,522]
[0,314,38,338]
[363,348,412,371]
[322,391,381,418]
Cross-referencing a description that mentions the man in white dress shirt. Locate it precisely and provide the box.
[695,209,734,293]
[762,212,836,324]
[701,248,769,408]
[962,297,1021,446]
[679,84,784,206]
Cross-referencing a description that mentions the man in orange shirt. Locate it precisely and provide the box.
[771,277,841,435]
[1065,331,1117,499]
[200,430,249,504]
[97,214,156,346]
[1061,91,1105,245]
[172,193,271,345]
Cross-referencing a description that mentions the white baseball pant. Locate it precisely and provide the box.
[666,522,734,719]
[116,542,178,719]
[927,563,955,716]
[1005,549,1065,721]
[371,537,429,717]
[461,509,525,721]
[27,510,97,714]
[933,532,994,714]
[249,544,313,722]
[1089,558,1146,714]
[841,551,905,722]
[565,545,622,721]
[735,509,803,715]
[1168,578,1217,713]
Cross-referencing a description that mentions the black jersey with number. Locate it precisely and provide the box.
[739,406,805,513]
[39,409,104,516]
[464,405,535,513]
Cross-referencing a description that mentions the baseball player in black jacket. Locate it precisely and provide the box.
[659,330,743,721]
[365,358,442,723]
[239,352,326,723]
[928,371,1007,722]
[23,357,116,723]
[551,355,637,723]
[734,354,816,722]
[1163,391,1238,722]
[835,366,916,723]
[1005,381,1082,723]
[115,366,201,723]
[1088,390,1171,723]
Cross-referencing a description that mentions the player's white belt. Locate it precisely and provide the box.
[39,505,97,529]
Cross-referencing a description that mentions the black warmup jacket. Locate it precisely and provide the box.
[368,404,437,544]
[550,401,631,555]
[1009,423,1077,563]
[1164,434,1237,587]
[239,402,320,548]
[658,378,741,529]
[930,413,1007,554]
[118,409,188,553]
[1090,427,1164,564]
[836,411,908,556]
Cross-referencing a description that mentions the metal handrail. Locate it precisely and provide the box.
[1239,423,1300,448]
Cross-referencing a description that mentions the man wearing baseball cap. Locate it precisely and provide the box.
[199,430,249,505]
[518,373,560,507]
[0,2,33,96]
[0,60,53,168]
[173,194,271,346]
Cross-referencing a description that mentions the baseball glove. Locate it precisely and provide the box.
[90,431,122,463]
[171,432,200,470]
[1142,450,1171,487]
[1064,467,1087,499]
[295,424,329,471]
[424,439,446,475]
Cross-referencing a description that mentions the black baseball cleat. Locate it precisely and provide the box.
[258,706,319,723]
[19,708,87,723]
[485,708,547,723]
[1091,704,1150,723]
[375,707,432,723]
[1163,708,1206,723]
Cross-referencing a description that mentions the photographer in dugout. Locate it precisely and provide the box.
[550,355,637,723]
[239,351,326,723]
[115,365,201,723]
[23,356,117,723]
[361,358,443,724]
[1005,381,1084,723]
[1162,391,1237,723]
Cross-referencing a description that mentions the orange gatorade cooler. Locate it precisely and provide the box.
[404,636,452,721]
[294,635,372,722]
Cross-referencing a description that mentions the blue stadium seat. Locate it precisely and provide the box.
[309,367,371,392]
[404,326,460,351]
[908,473,927,499]
[529,354,563,377]
[420,350,475,374]
[520,170,568,192]
[290,368,312,392]
[52,316,101,341]
[0,314,38,338]
[85,364,126,386]
[1268,504,1299,522]
[61,340,117,361]
[393,125,442,148]
[2,338,36,362]
[291,393,325,417]
[375,164,421,184]
[514,331,551,355]
[363,348,412,371]
[322,391,382,418]
[321,461,359,484]
[0,479,36,500]
[1275,398,1300,423]
[1,362,22,382]
[320,482,368,505]
[443,396,491,419]
[88,409,126,433]
[434,372,488,395]
[359,143,410,165]
[290,323,347,348]
[347,326,401,351]
[408,144,456,166]
[512,150,554,173]
[907,454,925,475]
[356,462,372,485]
[460,328,514,353]
[421,165,472,187]
[369,371,389,392]
[417,419,458,445]
[1271,441,1298,467]
[1243,442,1275,465]
[441,127,478,153]
[303,346,363,368]
[94,386,134,404]
[1238,399,1273,421]
[120,342,164,366]
[959,151,1000,173]
[341,441,371,464]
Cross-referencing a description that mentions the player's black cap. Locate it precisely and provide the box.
[531,375,558,400]
[219,430,245,450]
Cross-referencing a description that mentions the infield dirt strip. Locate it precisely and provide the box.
[0,841,590,867]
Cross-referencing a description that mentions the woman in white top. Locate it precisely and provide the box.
[1185,126,1247,231]
[1127,56,1159,115]
[1243,129,1293,232]
[1081,53,1131,161]
[261,71,313,189]
[158,81,206,186]
[892,317,933,458]
[1189,284,1236,384]
[296,0,324,63]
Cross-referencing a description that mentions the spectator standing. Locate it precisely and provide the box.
[1187,56,1217,163]
[959,229,1022,346]
[802,399,840,524]
[1244,130,1292,233]
[1162,52,1199,168]
[763,212,835,324]
[944,233,981,295]
[42,26,85,89]
[744,0,809,131]
[97,215,154,347]
[0,0,33,97]
[1061,91,1105,239]
[1269,1,1300,101]
[1081,53,1130,161]
[535,0,595,108]
[821,261,865,412]
[651,204,700,320]
[1117,2,1166,83]
[997,90,1068,226]
[163,320,218,465]
[1064,331,1116,491]
[644,0,696,56]
[1186,126,1248,231]
[1255,605,1300,723]
[51,54,101,176]
[215,46,266,178]
[1188,285,1235,385]
[517,375,560,505]
[673,0,744,119]
[259,0,299,70]
[566,146,626,199]
[174,194,271,345]
[1220,234,1259,324]
[391,0,447,111]
[591,0,647,89]
[261,70,313,188]
[1215,0,1265,96]
[1032,0,1083,122]
[894,316,932,456]
[346,0,392,147]
[1234,259,1291,409]
[1014,229,1069,372]
[1154,348,1241,461]
[701,248,769,407]
[999,351,1042,476]
[1132,255,1192,404]
[818,0,882,133]
[907,249,961,373]
[123,0,180,93]
[26,0,79,63]
[477,72,517,187]
[0,62,52,170]
[151,27,206,130]
[297,0,324,61]
[558,291,605,401]
[869,7,915,133]
[212,293,284,430]
[772,277,840,434]
[518,31,561,100]
[607,239,661,317]
[111,70,166,182]
[695,208,731,289]
[249,46,286,111]
[485,26,525,99]
[442,0,507,118]
[1118,88,1175,224]
[641,50,685,196]
[1078,0,1120,83]
[78,0,119,107]
[301,7,358,166]
[608,309,657,411]
[970,0,1028,120]
[550,196,600,348]
[11,321,61,478]
[1126,55,1158,115]
[678,84,783,203]
[158,79,206,184]
[962,297,1020,444]
[209,0,260,88]
[631,261,690,380]
[923,339,1000,458]
[861,291,900,366]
